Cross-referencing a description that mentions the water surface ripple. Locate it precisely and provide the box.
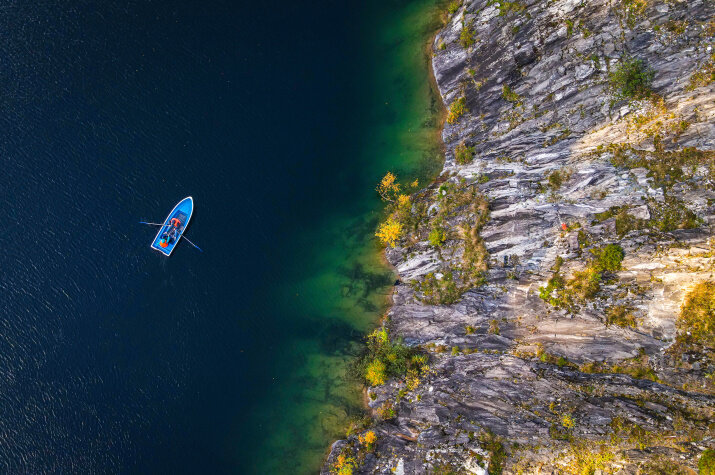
[0,0,443,472]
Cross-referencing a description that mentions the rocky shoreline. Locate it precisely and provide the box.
[324,0,714,473]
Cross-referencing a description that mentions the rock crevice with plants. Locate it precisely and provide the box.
[324,0,715,473]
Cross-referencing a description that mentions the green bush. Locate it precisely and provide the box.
[429,226,447,247]
[412,271,463,305]
[501,84,522,104]
[605,305,637,328]
[539,246,624,311]
[358,328,421,386]
[594,244,624,271]
[447,1,461,15]
[548,170,564,190]
[447,97,467,124]
[459,22,475,48]
[454,142,475,165]
[478,429,506,475]
[700,449,715,475]
[608,56,654,102]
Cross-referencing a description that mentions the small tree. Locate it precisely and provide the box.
[376,172,400,202]
[608,56,654,102]
[459,21,475,48]
[375,217,402,247]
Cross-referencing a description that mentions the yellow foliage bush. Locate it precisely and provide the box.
[562,413,575,429]
[447,97,467,124]
[375,217,403,247]
[377,172,400,202]
[365,359,386,386]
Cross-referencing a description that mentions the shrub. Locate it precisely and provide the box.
[608,56,654,102]
[686,53,715,91]
[547,170,563,190]
[447,97,467,124]
[454,141,475,165]
[497,1,525,16]
[700,449,715,475]
[363,430,377,451]
[594,244,625,271]
[447,1,461,15]
[376,171,401,202]
[561,413,575,429]
[412,271,463,305]
[465,325,476,335]
[459,22,475,48]
[501,84,522,104]
[365,359,386,386]
[358,328,422,386]
[479,429,506,475]
[605,305,637,328]
[678,282,715,348]
[376,400,395,420]
[375,217,403,247]
[429,226,447,247]
[488,319,500,335]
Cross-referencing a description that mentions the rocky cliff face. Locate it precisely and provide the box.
[324,0,714,473]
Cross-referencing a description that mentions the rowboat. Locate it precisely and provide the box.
[150,197,194,256]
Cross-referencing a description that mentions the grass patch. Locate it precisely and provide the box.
[539,246,623,311]
[606,142,715,191]
[412,185,490,304]
[501,84,522,105]
[617,0,648,27]
[479,429,506,475]
[605,305,637,328]
[581,350,660,383]
[454,141,475,165]
[677,281,715,349]
[700,449,715,475]
[686,53,715,91]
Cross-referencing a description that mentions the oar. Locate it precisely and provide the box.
[140,221,204,252]
[181,236,204,252]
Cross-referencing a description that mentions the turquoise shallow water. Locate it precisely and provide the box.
[0,0,443,472]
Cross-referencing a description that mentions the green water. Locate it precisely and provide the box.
[248,1,445,473]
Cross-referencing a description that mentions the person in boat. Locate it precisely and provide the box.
[159,218,182,247]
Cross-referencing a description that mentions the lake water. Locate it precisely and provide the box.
[0,0,443,472]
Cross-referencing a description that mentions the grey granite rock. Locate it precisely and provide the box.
[324,0,715,473]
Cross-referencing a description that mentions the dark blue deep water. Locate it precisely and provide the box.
[0,0,443,472]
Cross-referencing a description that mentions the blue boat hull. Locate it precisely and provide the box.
[150,197,193,256]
